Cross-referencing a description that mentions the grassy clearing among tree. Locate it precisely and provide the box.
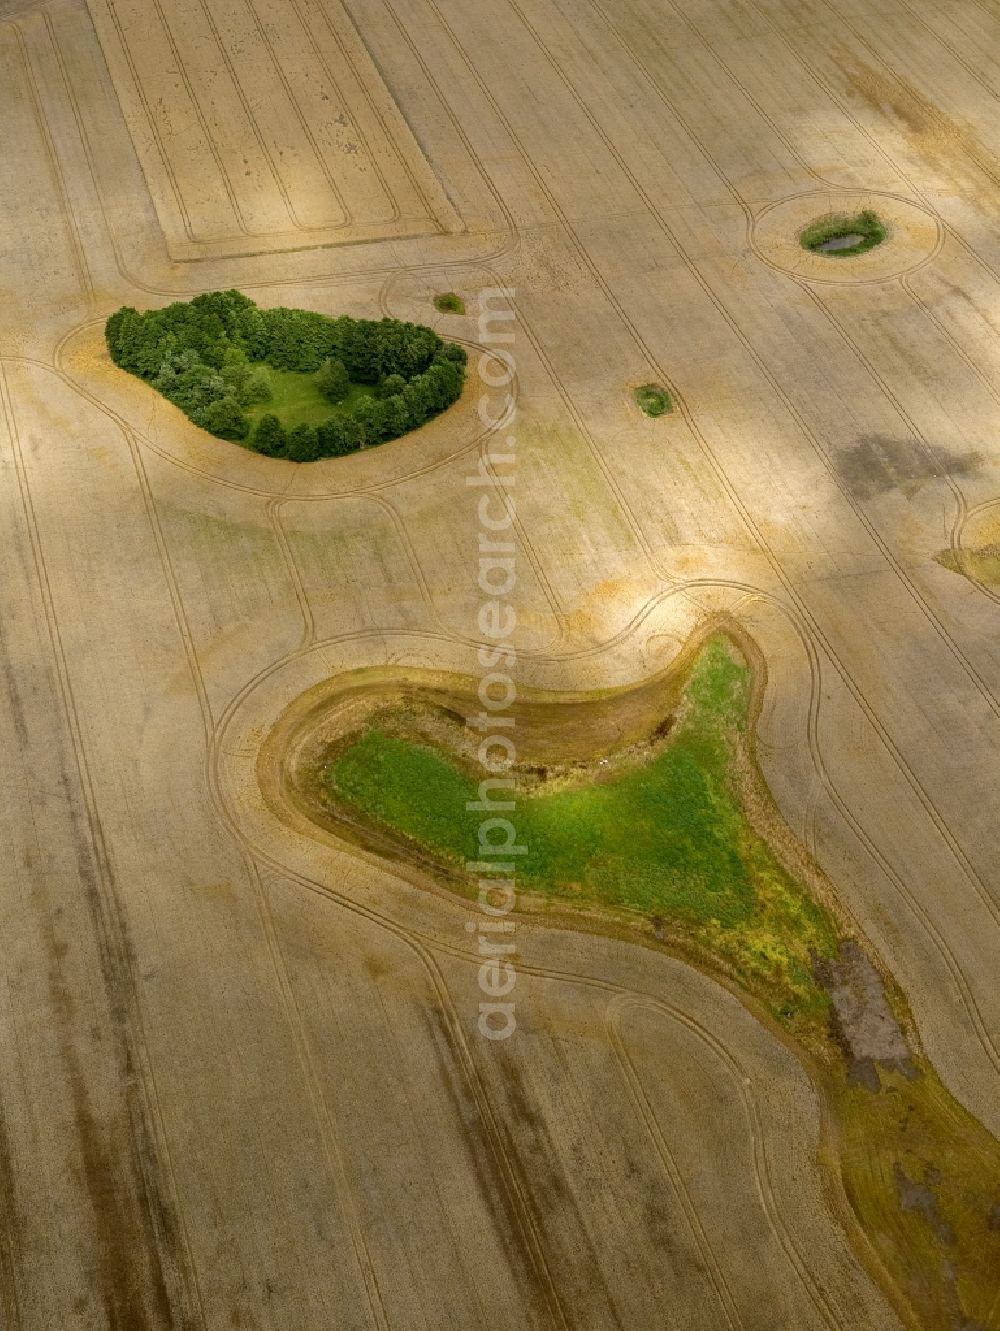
[243,368,374,431]
[105,289,467,461]
[799,208,887,257]
[328,638,839,1031]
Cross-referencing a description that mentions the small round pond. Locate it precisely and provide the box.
[815,233,865,252]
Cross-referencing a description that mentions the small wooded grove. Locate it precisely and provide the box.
[104,289,467,461]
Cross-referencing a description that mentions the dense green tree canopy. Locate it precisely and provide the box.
[315,356,351,405]
[105,290,467,461]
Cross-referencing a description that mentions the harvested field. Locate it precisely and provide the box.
[1,0,999,1326]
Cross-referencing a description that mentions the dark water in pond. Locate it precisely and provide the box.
[815,233,865,252]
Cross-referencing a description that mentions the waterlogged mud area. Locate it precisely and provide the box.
[816,940,915,1089]
[816,233,865,251]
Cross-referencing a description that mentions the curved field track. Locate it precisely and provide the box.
[0,0,998,1325]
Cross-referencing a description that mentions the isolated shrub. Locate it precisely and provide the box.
[635,383,672,417]
[434,291,465,315]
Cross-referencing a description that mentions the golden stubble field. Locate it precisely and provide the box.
[1,0,999,1325]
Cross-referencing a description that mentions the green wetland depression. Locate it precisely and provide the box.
[263,631,1000,1331]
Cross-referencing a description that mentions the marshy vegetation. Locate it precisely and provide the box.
[799,208,887,257]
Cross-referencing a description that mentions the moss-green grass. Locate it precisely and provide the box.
[328,639,838,1029]
[245,368,374,430]
[635,383,672,416]
[799,208,887,257]
[935,543,1000,588]
[434,292,466,315]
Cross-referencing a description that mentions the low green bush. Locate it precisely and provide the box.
[635,383,672,417]
[434,291,465,315]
